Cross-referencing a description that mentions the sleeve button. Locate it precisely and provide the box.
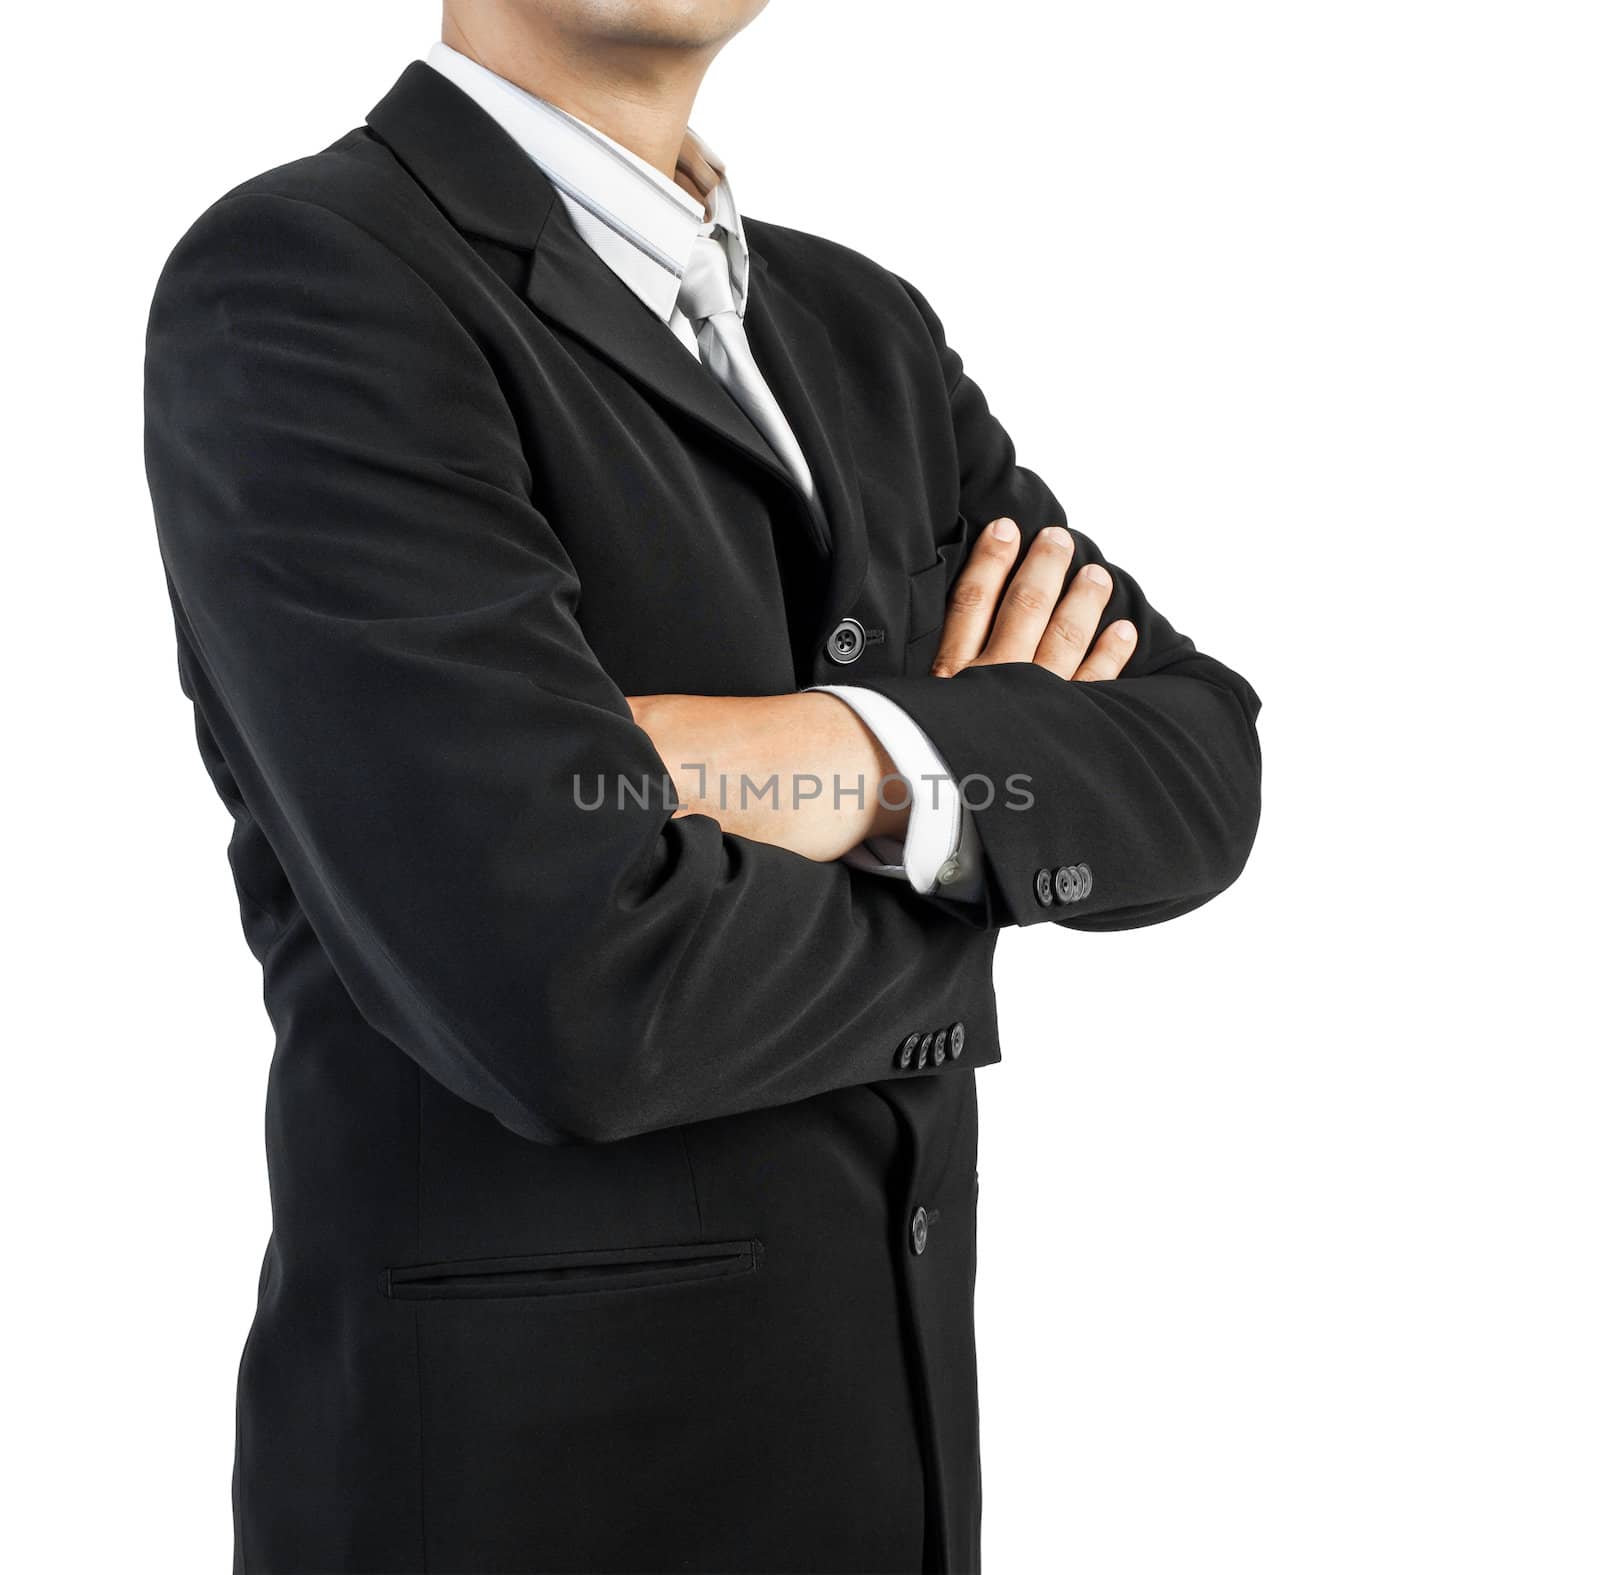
[910,1205,930,1255]
[1033,868,1056,906]
[949,1021,966,1059]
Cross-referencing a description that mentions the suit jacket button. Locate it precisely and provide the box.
[1054,864,1082,904]
[932,1029,948,1066]
[895,1033,920,1070]
[826,617,866,664]
[916,1032,935,1069]
[1076,862,1093,898]
[910,1205,930,1256]
[949,1021,966,1059]
[1033,867,1055,906]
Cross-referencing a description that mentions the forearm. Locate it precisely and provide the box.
[858,655,1261,928]
[883,272,1262,929]
[627,691,910,860]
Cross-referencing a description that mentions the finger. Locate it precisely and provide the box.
[1070,620,1138,682]
[930,517,1021,677]
[1033,562,1115,677]
[976,526,1075,665]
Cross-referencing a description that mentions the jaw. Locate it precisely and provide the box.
[455,0,772,55]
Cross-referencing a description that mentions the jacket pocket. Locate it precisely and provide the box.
[385,1239,762,1302]
[904,526,969,675]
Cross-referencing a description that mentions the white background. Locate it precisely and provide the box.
[5,1,1597,1570]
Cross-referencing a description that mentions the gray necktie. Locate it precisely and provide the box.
[677,231,826,531]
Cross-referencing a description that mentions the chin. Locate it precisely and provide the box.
[548,0,770,50]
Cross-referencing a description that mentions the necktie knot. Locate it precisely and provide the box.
[678,232,738,323]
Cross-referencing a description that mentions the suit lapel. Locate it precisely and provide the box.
[368,63,553,253]
[521,210,799,498]
[743,247,870,634]
[370,64,872,639]
[371,65,797,496]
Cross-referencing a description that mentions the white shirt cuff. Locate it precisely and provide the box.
[810,684,983,902]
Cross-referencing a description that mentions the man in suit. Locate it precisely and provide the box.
[144,2,1262,1570]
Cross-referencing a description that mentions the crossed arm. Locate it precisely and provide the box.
[631,521,1143,862]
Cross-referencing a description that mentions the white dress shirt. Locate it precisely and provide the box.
[425,43,978,899]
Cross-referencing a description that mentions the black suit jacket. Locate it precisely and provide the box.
[145,62,1262,1575]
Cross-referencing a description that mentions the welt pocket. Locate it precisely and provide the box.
[384,1239,762,1302]
[905,530,969,644]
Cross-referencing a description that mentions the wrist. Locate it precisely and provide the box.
[626,691,908,857]
[802,692,909,844]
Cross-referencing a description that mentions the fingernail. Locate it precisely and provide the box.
[1083,564,1111,587]
[990,517,1018,542]
[1041,526,1071,547]
[1115,621,1136,641]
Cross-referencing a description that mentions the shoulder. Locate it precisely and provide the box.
[743,216,947,348]
[151,129,445,307]
[144,130,490,417]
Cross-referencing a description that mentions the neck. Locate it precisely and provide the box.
[441,13,714,181]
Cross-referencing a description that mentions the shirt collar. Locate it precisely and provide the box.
[425,42,749,324]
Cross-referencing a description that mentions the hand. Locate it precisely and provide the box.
[930,519,1138,680]
[626,692,909,862]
